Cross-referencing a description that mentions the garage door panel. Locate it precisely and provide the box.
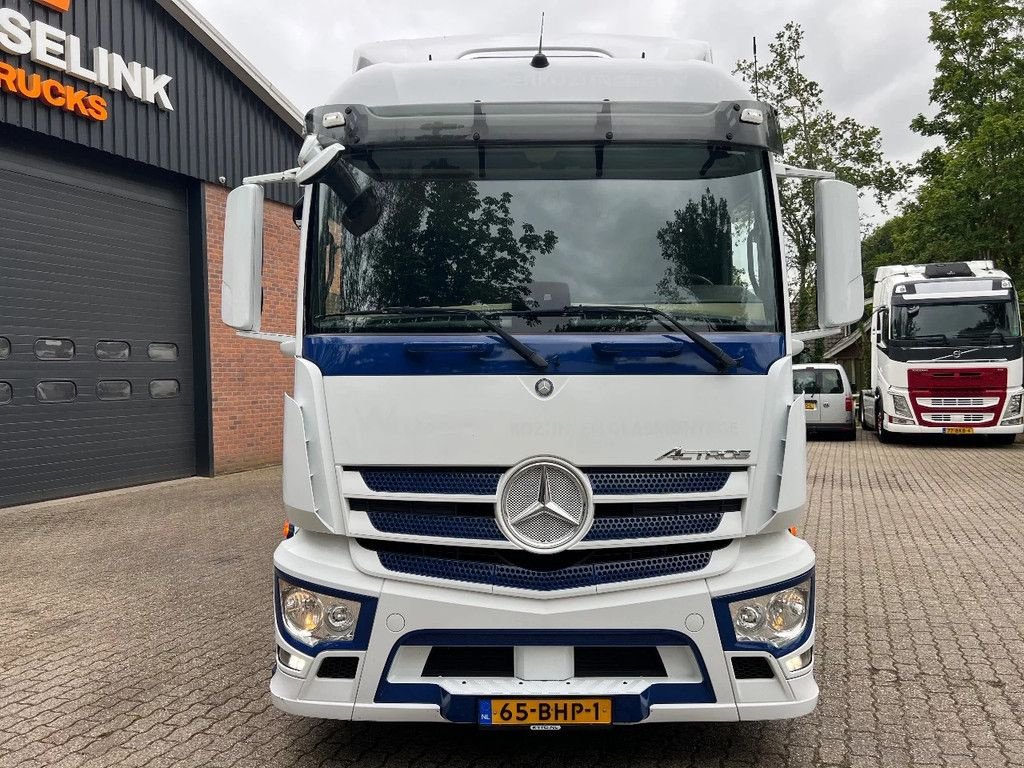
[0,145,197,508]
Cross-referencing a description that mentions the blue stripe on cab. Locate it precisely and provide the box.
[304,333,785,376]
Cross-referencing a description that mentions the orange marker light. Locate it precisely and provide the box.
[282,520,296,539]
[789,526,800,537]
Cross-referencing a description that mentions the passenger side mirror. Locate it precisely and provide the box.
[221,184,265,332]
[815,180,864,328]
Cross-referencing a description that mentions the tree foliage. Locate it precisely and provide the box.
[875,0,1024,285]
[735,23,905,333]
[336,180,557,310]
[656,189,733,300]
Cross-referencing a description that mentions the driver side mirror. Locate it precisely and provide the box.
[815,180,864,328]
[875,308,889,348]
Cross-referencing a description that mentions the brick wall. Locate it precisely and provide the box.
[205,183,300,474]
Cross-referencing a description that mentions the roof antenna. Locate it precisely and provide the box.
[752,36,761,100]
[531,12,549,69]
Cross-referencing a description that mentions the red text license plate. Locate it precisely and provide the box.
[481,698,612,726]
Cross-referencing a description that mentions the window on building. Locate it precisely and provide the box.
[149,380,180,399]
[35,339,75,360]
[36,381,77,403]
[96,381,132,401]
[96,341,131,361]
[148,343,178,362]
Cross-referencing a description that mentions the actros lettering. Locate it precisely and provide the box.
[656,448,753,462]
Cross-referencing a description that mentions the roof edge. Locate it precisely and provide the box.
[156,0,304,134]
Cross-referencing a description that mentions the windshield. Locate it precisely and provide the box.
[306,143,782,335]
[891,300,1022,344]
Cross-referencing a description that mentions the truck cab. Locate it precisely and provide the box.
[862,261,1023,443]
[219,34,864,726]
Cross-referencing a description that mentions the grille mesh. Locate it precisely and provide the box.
[358,468,732,496]
[374,548,714,591]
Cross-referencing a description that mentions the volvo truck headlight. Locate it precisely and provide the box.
[891,394,913,419]
[728,579,812,649]
[278,579,362,645]
[1006,394,1023,418]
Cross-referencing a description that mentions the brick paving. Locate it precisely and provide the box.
[1,431,1023,767]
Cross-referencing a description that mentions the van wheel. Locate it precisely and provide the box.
[875,402,893,443]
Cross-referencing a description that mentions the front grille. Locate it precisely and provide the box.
[732,657,774,680]
[923,413,989,424]
[317,657,359,679]
[423,647,514,677]
[356,468,732,497]
[361,540,725,590]
[918,397,994,408]
[360,499,736,542]
[574,647,667,678]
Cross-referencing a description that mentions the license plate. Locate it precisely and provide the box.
[805,402,816,410]
[943,427,975,435]
[480,698,612,727]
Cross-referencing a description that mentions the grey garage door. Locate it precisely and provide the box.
[0,142,197,508]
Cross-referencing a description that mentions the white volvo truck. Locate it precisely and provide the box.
[220,35,864,726]
[861,261,1023,444]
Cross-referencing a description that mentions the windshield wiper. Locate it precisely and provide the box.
[505,305,741,372]
[334,307,549,371]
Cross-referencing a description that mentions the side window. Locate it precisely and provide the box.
[35,339,75,360]
[0,337,10,360]
[96,341,131,361]
[148,343,178,362]
[820,370,844,394]
[36,381,76,403]
[149,380,180,399]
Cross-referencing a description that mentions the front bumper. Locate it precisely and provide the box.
[885,421,1023,435]
[270,531,818,724]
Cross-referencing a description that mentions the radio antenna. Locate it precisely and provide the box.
[531,12,549,69]
[752,36,761,99]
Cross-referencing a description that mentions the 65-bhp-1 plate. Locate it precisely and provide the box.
[479,698,612,726]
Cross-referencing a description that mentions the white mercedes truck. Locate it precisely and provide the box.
[220,34,864,726]
[861,261,1023,444]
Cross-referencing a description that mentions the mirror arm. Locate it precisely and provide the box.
[243,168,301,186]
[792,328,845,342]
[777,164,836,180]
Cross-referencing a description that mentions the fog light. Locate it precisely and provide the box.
[891,416,915,425]
[783,646,814,673]
[277,646,308,674]
[1002,417,1023,427]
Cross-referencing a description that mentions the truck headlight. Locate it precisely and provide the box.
[1005,394,1023,418]
[891,394,913,419]
[728,579,812,649]
[278,578,362,645]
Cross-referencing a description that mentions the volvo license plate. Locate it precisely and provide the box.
[943,427,975,434]
[480,698,612,727]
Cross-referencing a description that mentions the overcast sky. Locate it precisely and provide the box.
[190,0,943,172]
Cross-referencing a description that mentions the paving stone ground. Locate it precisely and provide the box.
[2,430,1023,768]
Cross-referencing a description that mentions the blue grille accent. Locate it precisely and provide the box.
[588,471,730,495]
[360,469,502,495]
[586,513,724,541]
[375,550,713,591]
[357,469,731,496]
[367,511,503,540]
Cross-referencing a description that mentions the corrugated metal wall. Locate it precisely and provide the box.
[0,0,300,202]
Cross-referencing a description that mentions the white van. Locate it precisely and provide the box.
[794,364,856,440]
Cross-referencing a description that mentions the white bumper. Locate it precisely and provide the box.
[270,531,818,724]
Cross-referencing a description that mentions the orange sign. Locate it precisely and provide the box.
[0,63,108,120]
[33,0,72,11]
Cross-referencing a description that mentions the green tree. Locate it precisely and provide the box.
[896,0,1024,280]
[335,180,557,310]
[656,189,733,300]
[735,23,905,336]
